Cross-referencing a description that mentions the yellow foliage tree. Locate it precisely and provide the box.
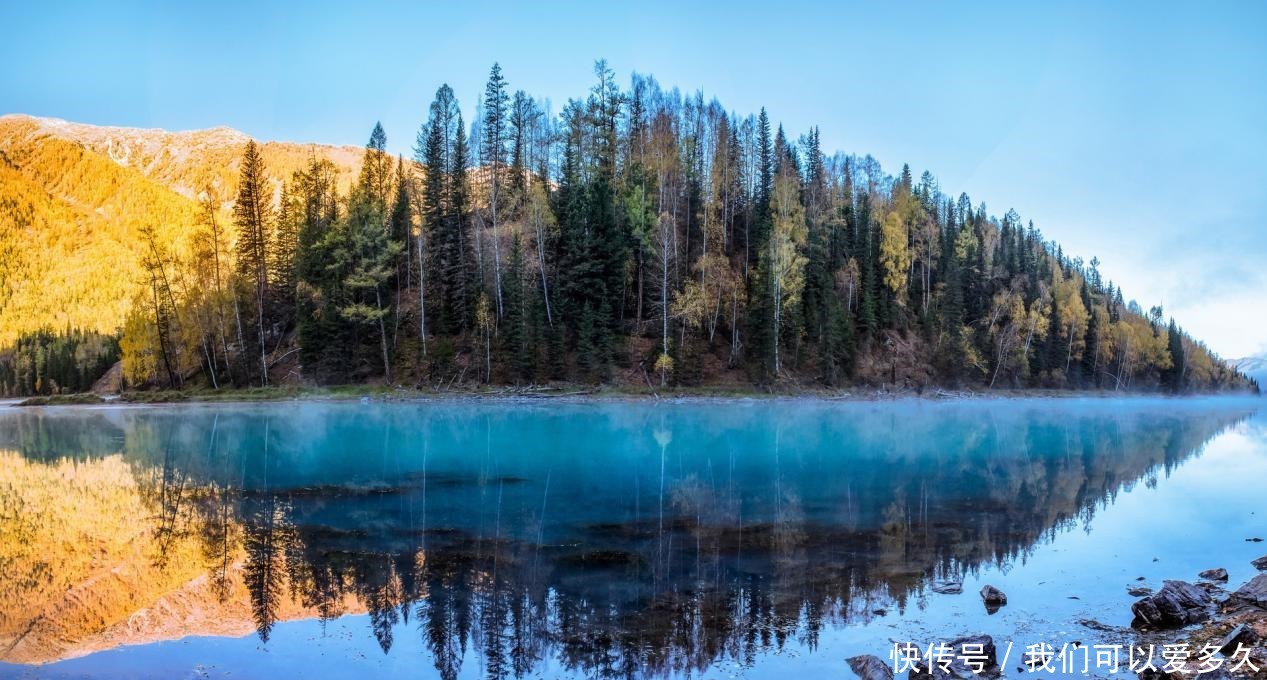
[1052,271,1090,378]
[880,211,912,301]
[768,172,807,374]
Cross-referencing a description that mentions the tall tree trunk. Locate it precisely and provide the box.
[376,287,392,383]
[490,174,504,320]
[418,232,427,358]
[256,278,268,386]
[233,292,247,386]
[533,207,553,328]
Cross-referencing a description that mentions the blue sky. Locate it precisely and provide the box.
[3,1,1265,358]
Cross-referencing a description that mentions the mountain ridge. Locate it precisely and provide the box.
[1234,354,1267,387]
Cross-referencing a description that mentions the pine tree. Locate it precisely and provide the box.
[271,181,300,320]
[389,155,412,300]
[420,85,474,336]
[509,90,534,200]
[1164,319,1186,393]
[482,63,510,319]
[293,156,345,382]
[753,108,774,252]
[450,114,474,329]
[233,140,273,385]
[501,234,530,382]
[340,124,405,382]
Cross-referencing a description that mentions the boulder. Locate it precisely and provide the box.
[1127,585,1153,597]
[848,654,895,680]
[1198,567,1229,582]
[1232,573,1267,608]
[1252,555,1267,571]
[1215,623,1257,656]
[1130,580,1213,629]
[979,585,1007,612]
[908,634,1000,680]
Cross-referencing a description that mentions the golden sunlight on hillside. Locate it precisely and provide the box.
[0,115,363,346]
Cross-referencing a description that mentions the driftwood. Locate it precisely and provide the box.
[268,347,300,368]
[932,388,976,399]
[639,361,661,400]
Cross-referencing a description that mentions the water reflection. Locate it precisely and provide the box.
[0,399,1257,678]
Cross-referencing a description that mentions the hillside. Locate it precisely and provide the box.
[0,114,363,346]
[0,74,1255,397]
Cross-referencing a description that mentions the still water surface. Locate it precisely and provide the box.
[0,397,1263,679]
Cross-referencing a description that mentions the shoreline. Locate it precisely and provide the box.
[5,384,1260,408]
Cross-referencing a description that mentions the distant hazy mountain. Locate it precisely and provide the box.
[0,114,364,344]
[1234,355,1267,387]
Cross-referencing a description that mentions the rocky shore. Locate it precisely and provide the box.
[847,552,1267,680]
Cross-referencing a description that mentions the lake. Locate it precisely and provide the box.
[0,397,1263,679]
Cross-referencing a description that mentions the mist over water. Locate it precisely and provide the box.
[0,397,1263,679]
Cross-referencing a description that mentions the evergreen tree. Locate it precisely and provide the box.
[482,63,510,319]
[294,156,345,382]
[340,124,405,382]
[501,234,531,382]
[271,181,300,319]
[232,139,273,385]
[420,85,474,336]
[1164,319,1186,393]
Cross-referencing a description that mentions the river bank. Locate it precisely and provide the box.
[8,383,1260,407]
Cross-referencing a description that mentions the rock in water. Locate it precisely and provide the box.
[1232,573,1267,608]
[931,579,964,595]
[1136,669,1183,680]
[848,654,895,680]
[979,585,1007,612]
[1252,555,1267,571]
[1130,580,1213,629]
[1127,586,1153,597]
[1198,567,1229,582]
[908,635,1000,680]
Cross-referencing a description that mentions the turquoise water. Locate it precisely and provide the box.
[0,397,1263,679]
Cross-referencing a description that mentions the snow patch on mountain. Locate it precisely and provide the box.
[1233,355,1267,387]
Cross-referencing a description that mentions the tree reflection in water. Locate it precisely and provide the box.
[0,400,1255,678]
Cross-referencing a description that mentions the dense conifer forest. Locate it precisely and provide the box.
[1,62,1256,396]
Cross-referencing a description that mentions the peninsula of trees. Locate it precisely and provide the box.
[0,62,1256,396]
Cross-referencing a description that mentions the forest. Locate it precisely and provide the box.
[3,61,1256,397]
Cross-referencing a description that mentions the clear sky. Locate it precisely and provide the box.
[3,0,1265,359]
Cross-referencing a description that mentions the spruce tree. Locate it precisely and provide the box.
[501,234,530,382]
[341,124,405,382]
[482,63,510,319]
[232,139,272,385]
[389,155,412,297]
[271,181,300,321]
[450,113,474,330]
[294,156,346,383]
[1164,319,1186,393]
